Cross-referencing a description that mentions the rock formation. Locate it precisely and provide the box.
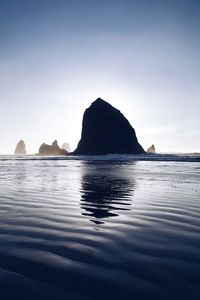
[147,144,156,153]
[15,140,27,155]
[73,98,145,155]
[62,143,71,153]
[38,140,68,156]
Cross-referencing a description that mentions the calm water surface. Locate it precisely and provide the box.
[0,155,199,299]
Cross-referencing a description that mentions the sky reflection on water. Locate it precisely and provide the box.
[0,157,200,299]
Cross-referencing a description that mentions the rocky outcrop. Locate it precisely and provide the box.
[38,140,68,156]
[15,140,27,155]
[73,98,145,155]
[147,144,156,153]
[62,143,71,153]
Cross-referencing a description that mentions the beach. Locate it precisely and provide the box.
[0,155,199,299]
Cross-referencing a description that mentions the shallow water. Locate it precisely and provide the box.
[0,155,200,299]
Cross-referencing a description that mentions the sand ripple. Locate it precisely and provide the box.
[0,158,200,299]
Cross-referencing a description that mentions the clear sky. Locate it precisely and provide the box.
[0,0,199,154]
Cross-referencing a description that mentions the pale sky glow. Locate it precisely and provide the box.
[0,0,200,154]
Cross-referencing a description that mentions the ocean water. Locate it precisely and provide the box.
[0,154,199,300]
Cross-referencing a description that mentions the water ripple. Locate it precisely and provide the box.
[0,158,200,299]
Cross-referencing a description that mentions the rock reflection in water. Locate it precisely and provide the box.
[80,161,135,224]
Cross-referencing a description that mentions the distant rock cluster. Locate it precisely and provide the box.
[73,98,145,155]
[38,140,68,156]
[15,140,27,155]
[14,140,69,156]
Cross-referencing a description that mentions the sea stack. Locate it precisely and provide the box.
[38,140,68,156]
[73,98,145,155]
[62,143,71,153]
[147,145,156,153]
[15,140,27,155]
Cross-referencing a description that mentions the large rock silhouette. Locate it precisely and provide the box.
[73,98,145,155]
[38,140,68,156]
[15,140,27,155]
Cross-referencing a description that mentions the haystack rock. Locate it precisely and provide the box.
[38,140,68,156]
[15,140,27,155]
[147,144,156,153]
[73,98,145,155]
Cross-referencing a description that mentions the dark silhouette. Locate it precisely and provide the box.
[15,140,27,155]
[38,140,68,156]
[80,161,135,224]
[147,144,156,153]
[73,98,145,155]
